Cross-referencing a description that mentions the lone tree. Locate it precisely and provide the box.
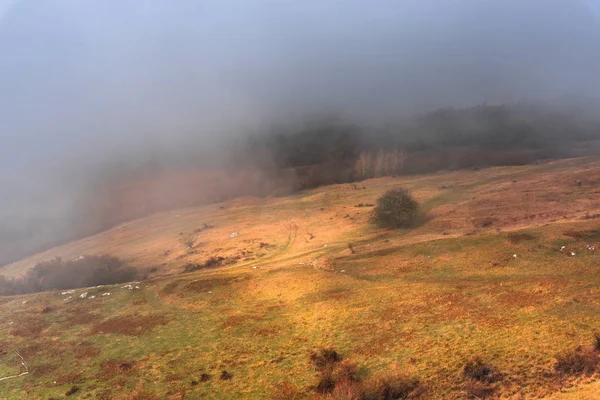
[370,188,419,228]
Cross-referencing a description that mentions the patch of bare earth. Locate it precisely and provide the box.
[91,315,169,336]
[9,315,49,338]
[55,371,85,385]
[184,277,234,293]
[97,359,136,380]
[222,313,264,328]
[66,310,101,326]
[30,363,59,377]
[74,341,101,359]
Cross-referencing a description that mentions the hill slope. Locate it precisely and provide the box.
[1,157,600,399]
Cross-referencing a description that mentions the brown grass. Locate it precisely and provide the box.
[325,379,362,400]
[56,371,85,385]
[161,281,179,295]
[91,315,169,336]
[555,348,600,376]
[507,232,537,244]
[184,277,233,293]
[30,363,59,377]
[74,341,101,359]
[66,310,101,326]
[463,357,502,383]
[4,158,600,399]
[361,372,420,400]
[564,229,600,241]
[222,313,264,328]
[463,380,496,399]
[97,359,136,380]
[9,316,48,337]
[271,381,306,400]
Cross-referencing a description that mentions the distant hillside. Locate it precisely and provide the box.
[2,102,600,269]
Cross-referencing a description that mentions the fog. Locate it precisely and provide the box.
[1,0,600,267]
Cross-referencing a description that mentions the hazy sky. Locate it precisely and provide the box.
[1,1,600,167]
[0,0,599,219]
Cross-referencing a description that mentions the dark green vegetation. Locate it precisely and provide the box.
[242,103,600,189]
[0,255,137,296]
[370,189,419,229]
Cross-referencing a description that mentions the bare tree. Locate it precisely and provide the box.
[374,150,385,177]
[180,232,196,250]
[355,151,372,179]
[391,147,407,176]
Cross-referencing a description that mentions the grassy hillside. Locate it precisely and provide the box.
[1,157,600,399]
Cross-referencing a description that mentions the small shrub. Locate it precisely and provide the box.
[311,348,343,369]
[271,382,305,400]
[370,188,419,229]
[325,379,362,400]
[334,360,359,383]
[200,373,211,382]
[310,348,343,394]
[355,203,375,208]
[315,360,358,399]
[184,256,225,273]
[180,232,197,249]
[361,372,419,400]
[462,357,501,383]
[316,369,337,394]
[220,370,233,380]
[194,223,214,233]
[65,386,79,397]
[555,348,599,376]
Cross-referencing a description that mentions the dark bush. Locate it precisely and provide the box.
[220,370,233,381]
[370,189,419,229]
[594,333,600,352]
[555,348,599,376]
[183,256,225,273]
[325,379,362,400]
[316,369,337,394]
[311,348,343,370]
[0,255,137,296]
[361,372,419,400]
[333,361,359,383]
[316,362,362,395]
[462,357,502,383]
[65,386,79,397]
[200,373,211,382]
[271,382,305,400]
[310,348,344,394]
[306,347,419,399]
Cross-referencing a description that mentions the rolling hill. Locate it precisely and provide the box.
[1,157,600,399]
